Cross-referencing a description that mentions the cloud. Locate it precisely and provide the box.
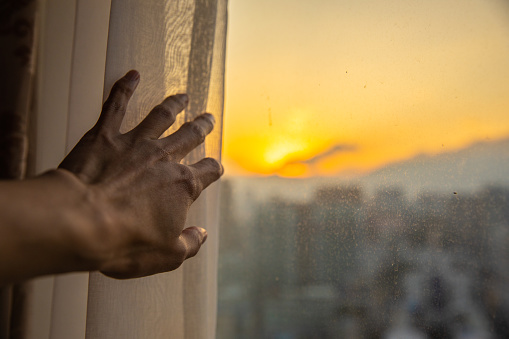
[286,144,358,166]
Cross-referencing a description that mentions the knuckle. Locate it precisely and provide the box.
[177,163,194,179]
[153,145,173,161]
[187,122,207,143]
[153,104,176,123]
[82,127,117,148]
[111,80,133,97]
[97,130,118,149]
[177,164,201,199]
[103,98,126,113]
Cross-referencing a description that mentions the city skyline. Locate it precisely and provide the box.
[218,174,509,338]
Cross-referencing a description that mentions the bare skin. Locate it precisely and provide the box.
[0,70,223,285]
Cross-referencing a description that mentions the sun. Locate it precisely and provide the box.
[262,139,309,166]
[263,141,304,165]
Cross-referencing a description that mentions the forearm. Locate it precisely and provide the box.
[0,169,101,284]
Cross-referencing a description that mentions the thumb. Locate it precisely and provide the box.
[180,226,208,259]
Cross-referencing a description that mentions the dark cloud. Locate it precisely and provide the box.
[285,144,358,166]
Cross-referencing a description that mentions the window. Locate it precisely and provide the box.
[218,0,509,338]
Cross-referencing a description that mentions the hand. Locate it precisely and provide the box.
[59,70,223,279]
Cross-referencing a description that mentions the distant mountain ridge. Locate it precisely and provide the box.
[358,137,509,196]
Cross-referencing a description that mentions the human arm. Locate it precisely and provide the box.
[0,70,223,285]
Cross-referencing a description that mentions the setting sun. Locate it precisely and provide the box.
[263,141,306,166]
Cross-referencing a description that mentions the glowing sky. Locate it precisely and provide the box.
[222,0,509,177]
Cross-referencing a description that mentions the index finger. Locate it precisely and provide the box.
[97,70,140,134]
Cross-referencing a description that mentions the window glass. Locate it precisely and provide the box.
[218,1,509,338]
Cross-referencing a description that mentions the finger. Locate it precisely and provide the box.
[180,227,208,259]
[189,157,224,191]
[98,70,140,134]
[159,113,215,161]
[130,94,188,139]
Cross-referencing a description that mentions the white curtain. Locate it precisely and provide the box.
[86,0,226,338]
[3,0,227,338]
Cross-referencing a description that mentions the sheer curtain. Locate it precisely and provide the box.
[1,0,227,338]
[86,0,227,338]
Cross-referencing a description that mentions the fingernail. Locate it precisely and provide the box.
[125,70,140,82]
[176,93,189,104]
[198,227,208,243]
[203,113,215,124]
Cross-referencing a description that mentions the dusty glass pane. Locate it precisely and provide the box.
[218,0,509,338]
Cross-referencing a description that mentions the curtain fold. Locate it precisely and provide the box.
[0,0,37,180]
[0,1,38,338]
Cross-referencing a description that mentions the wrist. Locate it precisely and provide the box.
[46,169,114,273]
[0,169,108,283]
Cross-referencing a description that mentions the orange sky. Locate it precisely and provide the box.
[222,0,509,177]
